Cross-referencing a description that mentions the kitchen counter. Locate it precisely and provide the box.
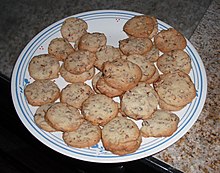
[0,0,219,172]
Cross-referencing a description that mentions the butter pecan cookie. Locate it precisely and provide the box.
[28,54,60,80]
[153,71,196,107]
[45,102,84,132]
[24,80,60,106]
[61,17,88,42]
[102,59,142,91]
[102,116,142,155]
[154,28,187,53]
[81,94,118,126]
[78,32,107,53]
[119,37,153,55]
[61,83,94,109]
[121,83,159,120]
[48,38,75,61]
[64,50,96,74]
[63,120,101,148]
[141,110,179,137]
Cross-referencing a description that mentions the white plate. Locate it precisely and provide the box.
[11,10,207,163]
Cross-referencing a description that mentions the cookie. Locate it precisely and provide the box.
[158,98,185,111]
[95,45,121,70]
[60,64,95,83]
[61,17,88,42]
[24,80,60,106]
[148,17,158,39]
[102,59,142,91]
[96,75,124,98]
[28,54,60,80]
[102,116,142,155]
[142,45,159,62]
[34,103,56,132]
[123,15,156,38]
[119,37,153,55]
[45,103,84,132]
[154,28,187,53]
[61,83,94,109]
[157,50,191,74]
[63,120,101,148]
[48,38,75,61]
[141,110,179,137]
[78,32,107,53]
[81,94,118,126]
[153,71,196,107]
[64,50,96,74]
[123,54,156,81]
[91,72,102,94]
[145,67,160,84]
[121,83,159,120]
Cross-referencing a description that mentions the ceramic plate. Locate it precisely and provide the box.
[11,10,207,163]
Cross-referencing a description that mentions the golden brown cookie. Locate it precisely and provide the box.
[102,116,142,155]
[28,54,60,80]
[78,32,107,53]
[60,64,95,83]
[95,45,121,70]
[34,103,56,132]
[48,38,75,61]
[24,80,60,106]
[102,59,142,91]
[63,121,101,148]
[119,37,153,55]
[61,83,94,109]
[45,103,84,132]
[154,28,187,53]
[81,94,118,126]
[64,50,96,74]
[123,15,156,38]
[121,83,159,120]
[153,71,196,107]
[141,110,179,137]
[61,17,88,42]
[157,50,191,74]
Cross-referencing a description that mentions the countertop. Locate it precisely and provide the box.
[0,0,219,172]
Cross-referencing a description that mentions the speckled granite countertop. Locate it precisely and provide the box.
[0,0,219,172]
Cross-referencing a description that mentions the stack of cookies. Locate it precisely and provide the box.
[24,14,196,156]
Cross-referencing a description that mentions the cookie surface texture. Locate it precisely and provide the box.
[102,59,142,91]
[119,37,153,55]
[123,54,156,81]
[60,64,95,83]
[61,83,94,109]
[154,28,187,53]
[102,116,141,155]
[63,121,101,148]
[61,17,88,42]
[123,15,156,38]
[121,83,159,120]
[64,50,96,74]
[154,71,196,107]
[141,110,179,137]
[24,80,60,106]
[28,54,60,80]
[157,50,191,74]
[48,38,75,61]
[34,103,56,132]
[78,32,107,53]
[82,94,118,126]
[95,45,121,70]
[45,103,84,132]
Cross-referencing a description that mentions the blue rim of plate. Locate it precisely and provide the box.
[11,10,207,163]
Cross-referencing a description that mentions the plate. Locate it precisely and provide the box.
[11,10,207,163]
